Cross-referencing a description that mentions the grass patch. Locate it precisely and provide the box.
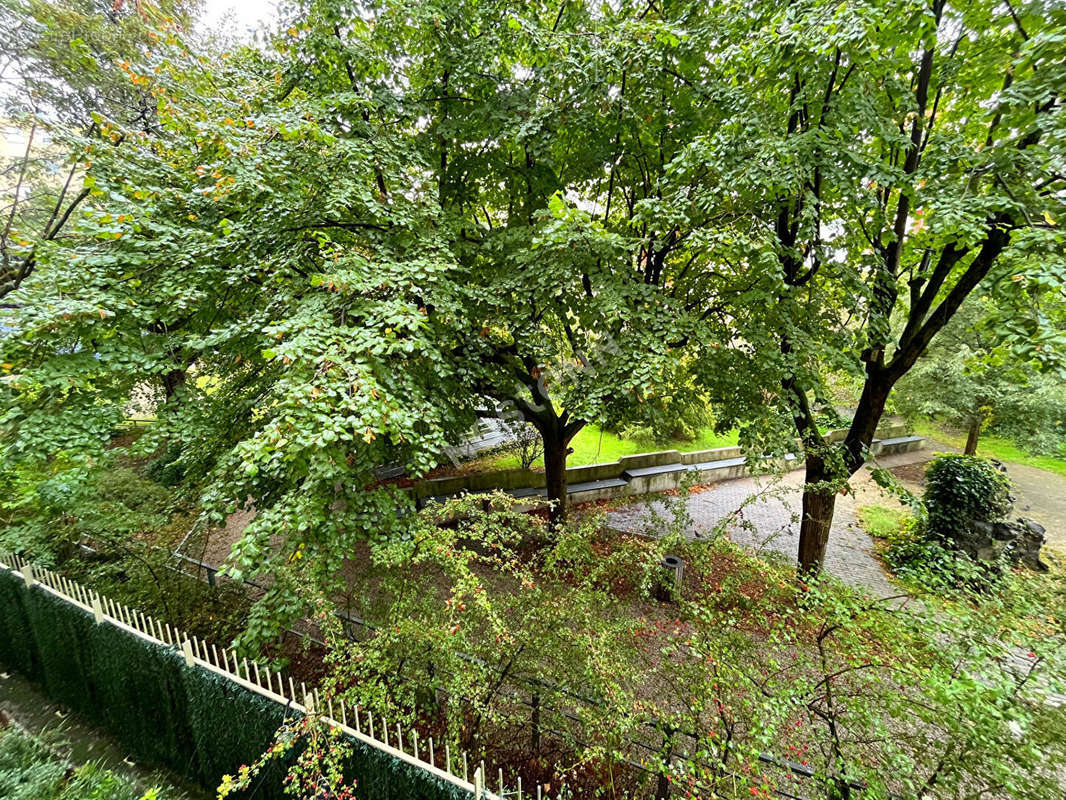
[0,725,166,800]
[857,505,909,541]
[912,420,1066,479]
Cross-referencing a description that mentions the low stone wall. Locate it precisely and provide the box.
[411,425,923,505]
[680,447,743,465]
[565,461,628,483]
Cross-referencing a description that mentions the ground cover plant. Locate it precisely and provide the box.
[273,493,1066,800]
[0,724,167,800]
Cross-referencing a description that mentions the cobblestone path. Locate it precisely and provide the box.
[606,450,935,600]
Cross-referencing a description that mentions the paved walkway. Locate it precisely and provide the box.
[608,439,1066,597]
[1004,463,1066,552]
[606,449,940,600]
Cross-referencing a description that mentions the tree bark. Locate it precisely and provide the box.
[797,373,890,574]
[162,368,186,402]
[964,417,980,456]
[542,420,583,525]
[543,426,568,524]
[797,456,839,575]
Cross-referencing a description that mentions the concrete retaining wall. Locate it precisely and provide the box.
[411,424,923,504]
[681,447,743,464]
[565,462,627,483]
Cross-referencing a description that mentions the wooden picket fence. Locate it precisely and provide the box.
[0,552,567,800]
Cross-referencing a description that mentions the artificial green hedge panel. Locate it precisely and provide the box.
[87,621,195,771]
[0,569,475,800]
[347,739,477,800]
[181,664,290,791]
[21,584,96,715]
[0,569,36,677]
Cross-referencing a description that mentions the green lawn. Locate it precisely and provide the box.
[912,420,1066,479]
[857,504,909,540]
[467,424,741,472]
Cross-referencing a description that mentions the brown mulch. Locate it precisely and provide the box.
[888,462,927,485]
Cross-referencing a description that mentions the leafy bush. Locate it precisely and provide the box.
[146,444,187,488]
[314,491,1066,800]
[883,534,993,593]
[0,458,173,567]
[616,395,713,445]
[924,453,1013,541]
[856,504,974,591]
[0,726,159,800]
[0,456,247,640]
[501,421,543,470]
[869,456,1017,589]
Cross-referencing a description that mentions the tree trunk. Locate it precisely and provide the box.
[162,368,186,401]
[543,425,570,526]
[792,372,892,573]
[797,456,839,575]
[964,417,980,456]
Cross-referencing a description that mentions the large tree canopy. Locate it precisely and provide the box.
[0,0,201,298]
[1,0,1064,621]
[0,0,713,630]
[668,0,1066,570]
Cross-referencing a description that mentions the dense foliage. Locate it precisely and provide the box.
[1,3,1066,797]
[924,453,1014,540]
[894,300,1066,456]
[302,494,1066,799]
[0,725,164,800]
[0,0,1063,592]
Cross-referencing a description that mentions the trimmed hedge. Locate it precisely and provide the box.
[0,568,472,800]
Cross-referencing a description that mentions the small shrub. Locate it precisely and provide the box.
[858,504,964,589]
[146,444,187,487]
[924,453,1012,541]
[875,456,1021,592]
[502,422,543,470]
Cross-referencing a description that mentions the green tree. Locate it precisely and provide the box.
[0,0,710,628]
[1,13,484,635]
[0,0,200,299]
[895,300,1066,455]
[668,0,1066,572]
[309,0,715,520]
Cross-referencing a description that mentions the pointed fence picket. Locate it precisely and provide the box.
[0,553,566,800]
